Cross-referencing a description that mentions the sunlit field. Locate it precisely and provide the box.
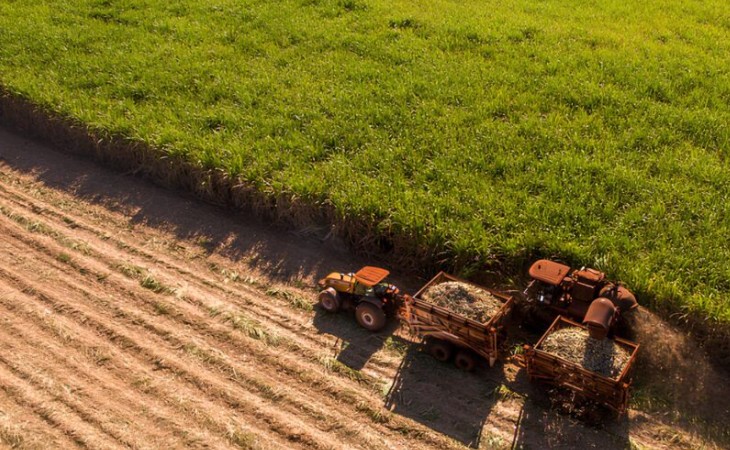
[1,0,728,323]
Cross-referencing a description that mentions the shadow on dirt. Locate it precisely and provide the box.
[312,306,502,447]
[385,346,503,448]
[312,306,403,371]
[0,127,366,286]
[509,392,631,450]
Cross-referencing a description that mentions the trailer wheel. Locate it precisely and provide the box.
[454,350,477,372]
[426,339,453,362]
[355,302,386,332]
[318,288,341,313]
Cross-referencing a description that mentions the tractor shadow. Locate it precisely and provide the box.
[384,346,504,448]
[312,306,403,371]
[312,307,503,447]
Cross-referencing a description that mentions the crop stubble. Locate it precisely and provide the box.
[0,138,724,449]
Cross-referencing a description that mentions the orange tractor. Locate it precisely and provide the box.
[317,266,402,331]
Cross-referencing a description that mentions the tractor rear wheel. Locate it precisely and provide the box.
[454,349,477,371]
[318,288,341,313]
[426,339,453,362]
[355,302,386,331]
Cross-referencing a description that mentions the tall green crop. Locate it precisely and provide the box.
[0,0,728,322]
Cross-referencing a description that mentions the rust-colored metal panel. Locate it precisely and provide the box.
[403,272,513,367]
[523,316,639,414]
[571,281,597,303]
[575,268,605,284]
[583,298,616,340]
[354,266,390,286]
[528,260,571,286]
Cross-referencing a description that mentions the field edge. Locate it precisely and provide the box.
[1,86,728,370]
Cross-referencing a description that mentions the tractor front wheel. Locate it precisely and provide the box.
[318,288,341,313]
[355,302,386,332]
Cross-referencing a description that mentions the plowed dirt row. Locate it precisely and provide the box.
[0,129,725,449]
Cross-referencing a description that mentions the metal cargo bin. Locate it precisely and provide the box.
[399,271,514,367]
[522,316,640,414]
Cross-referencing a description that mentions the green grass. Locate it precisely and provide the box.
[0,0,728,323]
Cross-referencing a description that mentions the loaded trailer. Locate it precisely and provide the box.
[399,271,514,369]
[522,315,640,414]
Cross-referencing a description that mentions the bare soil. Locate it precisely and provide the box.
[0,127,728,449]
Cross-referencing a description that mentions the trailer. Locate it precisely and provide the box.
[522,316,640,414]
[398,271,514,369]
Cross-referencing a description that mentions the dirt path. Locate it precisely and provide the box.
[0,127,727,449]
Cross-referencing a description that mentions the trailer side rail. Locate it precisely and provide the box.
[523,316,640,414]
[400,271,514,366]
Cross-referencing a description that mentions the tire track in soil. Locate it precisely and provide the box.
[0,282,287,449]
[0,257,339,450]
[0,217,438,450]
[0,331,157,449]
[0,180,405,380]
[0,295,220,449]
[0,182,458,446]
[0,362,120,450]
[0,383,80,449]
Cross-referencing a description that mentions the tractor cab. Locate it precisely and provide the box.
[352,266,392,296]
[319,266,391,294]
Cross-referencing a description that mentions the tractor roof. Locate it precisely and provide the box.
[529,259,571,286]
[355,266,389,286]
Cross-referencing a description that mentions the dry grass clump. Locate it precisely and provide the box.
[421,281,504,323]
[540,327,631,378]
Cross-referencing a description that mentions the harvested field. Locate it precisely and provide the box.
[540,328,631,379]
[421,281,504,323]
[0,128,727,449]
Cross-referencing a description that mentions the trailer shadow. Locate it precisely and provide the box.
[509,391,631,450]
[384,346,504,448]
[312,307,503,448]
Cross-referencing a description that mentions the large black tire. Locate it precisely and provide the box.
[426,339,453,362]
[318,288,341,313]
[454,349,477,371]
[355,302,386,331]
